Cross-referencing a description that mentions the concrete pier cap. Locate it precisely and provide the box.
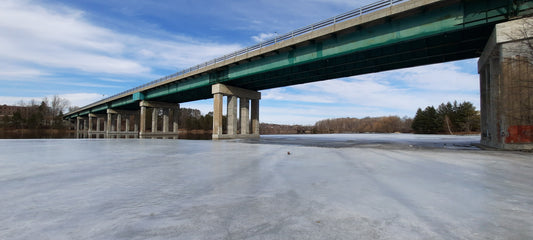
[212,84,261,140]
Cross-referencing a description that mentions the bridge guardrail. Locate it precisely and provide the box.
[77,0,405,112]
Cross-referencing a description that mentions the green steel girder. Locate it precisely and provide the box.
[224,0,525,90]
[65,0,533,118]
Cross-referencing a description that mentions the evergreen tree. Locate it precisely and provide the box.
[455,101,479,132]
[414,101,480,134]
[412,106,441,134]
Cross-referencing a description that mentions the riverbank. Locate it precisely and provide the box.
[0,129,75,139]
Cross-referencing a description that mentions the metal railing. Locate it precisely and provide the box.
[76,0,405,112]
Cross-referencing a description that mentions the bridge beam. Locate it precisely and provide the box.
[478,17,533,150]
[212,84,261,139]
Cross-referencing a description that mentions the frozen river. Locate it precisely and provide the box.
[0,134,532,239]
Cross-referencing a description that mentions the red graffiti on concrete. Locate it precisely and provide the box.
[506,125,533,144]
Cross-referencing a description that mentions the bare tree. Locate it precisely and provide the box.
[50,95,70,116]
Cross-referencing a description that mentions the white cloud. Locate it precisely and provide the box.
[0,0,145,75]
[262,88,336,103]
[307,0,370,8]
[0,0,242,78]
[394,62,479,91]
[251,33,277,43]
[0,93,105,109]
[0,64,48,79]
[59,93,107,108]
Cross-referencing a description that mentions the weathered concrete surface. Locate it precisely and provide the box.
[479,17,533,150]
[0,135,532,239]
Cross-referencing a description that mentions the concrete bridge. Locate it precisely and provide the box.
[64,0,533,149]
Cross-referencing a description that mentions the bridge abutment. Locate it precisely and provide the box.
[212,84,261,139]
[479,17,533,150]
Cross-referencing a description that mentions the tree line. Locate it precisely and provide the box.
[1,96,71,130]
[314,116,413,133]
[178,108,213,131]
[411,101,480,134]
[2,97,480,136]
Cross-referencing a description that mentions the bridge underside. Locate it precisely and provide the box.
[232,26,492,91]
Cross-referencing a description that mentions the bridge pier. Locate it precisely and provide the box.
[139,101,179,139]
[479,17,533,150]
[102,110,140,138]
[212,84,261,139]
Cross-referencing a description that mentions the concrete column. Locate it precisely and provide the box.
[88,116,93,132]
[107,112,112,133]
[117,114,122,133]
[211,84,261,139]
[251,99,260,135]
[163,109,169,133]
[213,93,224,137]
[140,105,147,135]
[134,116,139,133]
[478,17,533,150]
[240,97,250,135]
[152,108,158,133]
[103,120,107,134]
[227,95,238,135]
[76,117,81,132]
[172,106,179,133]
[125,116,130,133]
[96,118,101,132]
[83,119,88,131]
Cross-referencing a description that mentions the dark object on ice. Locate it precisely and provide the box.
[287,151,291,155]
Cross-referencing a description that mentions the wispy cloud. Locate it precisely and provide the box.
[0,0,243,105]
[0,0,145,75]
[251,33,277,43]
[0,93,105,108]
[0,0,244,75]
[258,60,480,124]
[59,93,107,108]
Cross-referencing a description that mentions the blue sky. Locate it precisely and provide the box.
[0,0,480,125]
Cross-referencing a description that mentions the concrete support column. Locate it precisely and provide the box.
[139,101,179,138]
[76,117,81,132]
[107,112,112,133]
[478,17,533,150]
[213,93,224,137]
[163,109,169,133]
[88,115,93,132]
[251,99,260,135]
[140,105,147,135]
[152,108,158,133]
[134,114,139,133]
[96,118,101,132]
[227,95,238,135]
[172,105,179,133]
[83,119,88,131]
[117,114,122,133]
[211,84,261,139]
[125,116,130,133]
[240,97,250,135]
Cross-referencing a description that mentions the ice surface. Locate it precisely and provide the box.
[0,134,532,239]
